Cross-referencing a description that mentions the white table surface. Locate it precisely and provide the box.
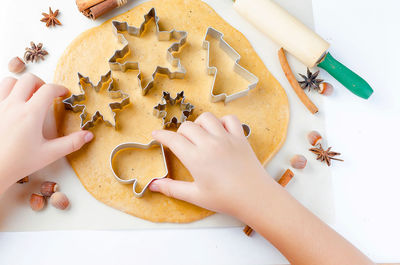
[0,0,399,264]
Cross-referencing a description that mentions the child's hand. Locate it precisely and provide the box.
[149,112,274,217]
[0,74,93,194]
[150,112,375,265]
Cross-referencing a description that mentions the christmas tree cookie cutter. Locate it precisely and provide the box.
[108,8,187,95]
[63,71,130,130]
[110,140,168,198]
[153,91,194,128]
[202,27,259,104]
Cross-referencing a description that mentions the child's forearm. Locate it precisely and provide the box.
[238,175,374,265]
[0,166,18,195]
[149,113,374,264]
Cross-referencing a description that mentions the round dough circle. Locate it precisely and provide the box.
[54,0,289,223]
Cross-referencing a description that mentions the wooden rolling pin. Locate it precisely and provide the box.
[233,0,373,99]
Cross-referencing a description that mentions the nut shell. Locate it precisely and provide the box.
[307,131,322,146]
[8,57,26,74]
[319,82,333,96]
[29,193,45,211]
[50,192,69,210]
[40,181,58,197]
[290,154,307,169]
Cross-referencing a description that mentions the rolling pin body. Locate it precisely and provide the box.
[234,0,329,67]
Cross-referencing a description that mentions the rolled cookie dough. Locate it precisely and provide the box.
[54,0,289,223]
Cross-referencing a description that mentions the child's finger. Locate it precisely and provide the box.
[152,130,194,162]
[42,104,58,139]
[149,178,197,203]
[9,73,44,102]
[44,130,94,160]
[29,84,68,119]
[194,112,226,136]
[0,76,17,101]
[220,115,245,137]
[177,121,209,145]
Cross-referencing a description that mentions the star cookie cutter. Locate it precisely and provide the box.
[109,8,187,95]
[202,27,259,104]
[63,71,130,130]
[153,91,194,128]
[110,140,168,198]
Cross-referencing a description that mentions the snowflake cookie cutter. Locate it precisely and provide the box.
[153,91,194,128]
[63,71,130,130]
[202,27,259,104]
[108,8,187,95]
[109,140,168,198]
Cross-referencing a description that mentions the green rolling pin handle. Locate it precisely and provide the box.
[317,52,373,99]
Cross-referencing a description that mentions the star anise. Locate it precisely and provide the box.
[309,144,343,166]
[41,7,61,27]
[298,68,324,91]
[24,42,48,63]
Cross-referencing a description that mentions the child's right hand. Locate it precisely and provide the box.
[150,112,375,265]
[149,112,276,217]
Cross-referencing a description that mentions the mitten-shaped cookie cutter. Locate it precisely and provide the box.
[202,27,259,104]
[153,91,194,128]
[110,123,250,198]
[110,140,168,198]
[63,71,130,130]
[109,8,187,95]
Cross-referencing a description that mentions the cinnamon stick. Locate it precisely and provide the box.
[277,48,318,114]
[243,169,294,236]
[76,0,104,12]
[16,176,29,184]
[278,169,294,187]
[76,0,127,20]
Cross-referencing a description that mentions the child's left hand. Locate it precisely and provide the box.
[0,73,93,194]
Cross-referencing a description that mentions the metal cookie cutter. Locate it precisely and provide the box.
[110,140,168,197]
[202,27,259,104]
[108,8,187,95]
[110,123,250,198]
[153,91,194,128]
[63,71,130,130]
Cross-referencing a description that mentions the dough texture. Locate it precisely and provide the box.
[54,0,289,223]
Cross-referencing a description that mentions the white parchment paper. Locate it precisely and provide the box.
[0,0,333,231]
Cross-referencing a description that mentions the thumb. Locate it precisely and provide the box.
[150,178,197,203]
[45,130,94,160]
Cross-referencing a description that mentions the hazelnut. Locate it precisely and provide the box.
[8,57,26,74]
[40,181,58,197]
[307,130,322,146]
[319,82,333,96]
[29,193,45,211]
[290,154,307,169]
[50,192,69,210]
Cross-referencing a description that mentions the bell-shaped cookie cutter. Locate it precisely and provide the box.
[110,123,250,198]
[63,71,130,130]
[109,140,168,198]
[202,27,259,104]
[108,8,187,95]
[153,91,194,128]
